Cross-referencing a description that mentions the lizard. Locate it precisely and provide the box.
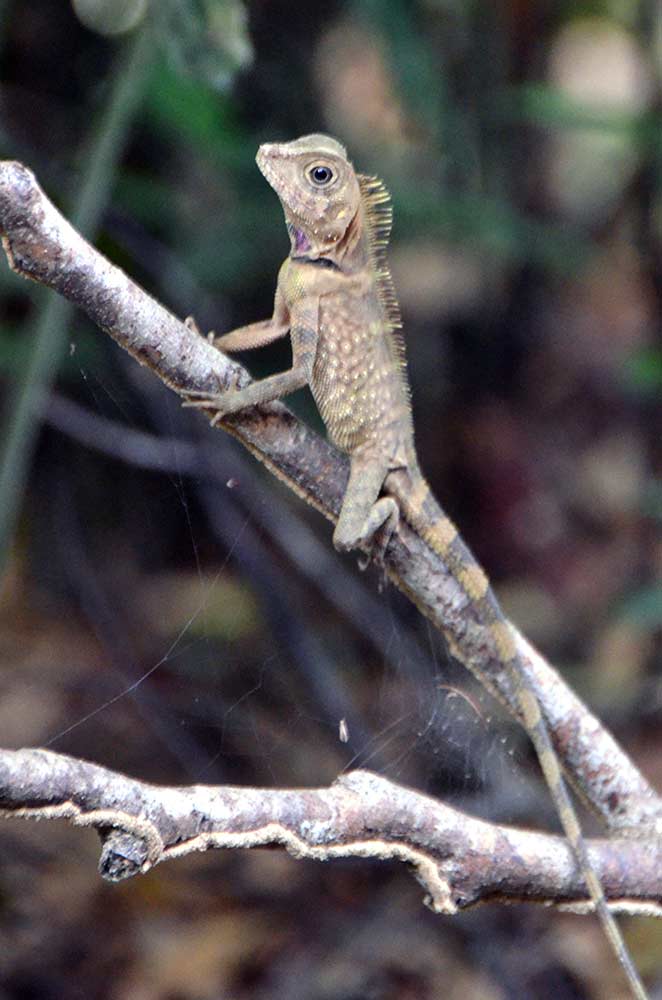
[183,134,647,998]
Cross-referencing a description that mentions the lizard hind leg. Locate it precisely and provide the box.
[333,455,398,568]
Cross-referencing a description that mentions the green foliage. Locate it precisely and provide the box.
[642,479,662,522]
[620,585,662,628]
[144,60,247,163]
[625,348,662,394]
[498,83,653,138]
[152,0,252,92]
[72,0,149,37]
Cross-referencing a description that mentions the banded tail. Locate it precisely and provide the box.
[397,469,648,999]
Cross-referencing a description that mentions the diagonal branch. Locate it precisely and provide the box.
[0,160,660,836]
[1,748,660,915]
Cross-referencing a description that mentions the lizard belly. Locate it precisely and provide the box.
[311,296,401,455]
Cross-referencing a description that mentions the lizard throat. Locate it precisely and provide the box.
[287,224,342,269]
[289,224,312,254]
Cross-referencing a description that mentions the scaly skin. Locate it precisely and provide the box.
[184,134,647,999]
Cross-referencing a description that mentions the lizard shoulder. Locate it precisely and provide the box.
[278,256,347,306]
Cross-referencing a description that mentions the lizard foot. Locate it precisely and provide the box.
[181,375,242,427]
[181,393,234,426]
[334,497,398,570]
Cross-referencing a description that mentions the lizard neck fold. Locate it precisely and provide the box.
[286,208,366,273]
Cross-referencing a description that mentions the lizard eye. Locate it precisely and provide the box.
[309,164,334,186]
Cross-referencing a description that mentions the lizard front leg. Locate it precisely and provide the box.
[212,318,289,352]
[213,288,290,352]
[183,302,318,426]
[333,453,399,563]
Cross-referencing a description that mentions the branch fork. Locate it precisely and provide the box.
[0,160,660,919]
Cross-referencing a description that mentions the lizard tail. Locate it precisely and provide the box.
[397,473,648,1000]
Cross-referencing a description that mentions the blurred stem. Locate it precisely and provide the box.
[0,22,152,572]
[0,0,10,39]
[637,0,662,316]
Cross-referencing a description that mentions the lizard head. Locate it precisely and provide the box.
[256,134,361,261]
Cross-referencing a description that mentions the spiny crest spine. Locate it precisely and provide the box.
[357,173,408,391]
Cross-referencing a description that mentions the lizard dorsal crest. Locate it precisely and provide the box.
[357,174,409,392]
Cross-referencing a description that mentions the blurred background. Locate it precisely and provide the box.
[0,1,660,997]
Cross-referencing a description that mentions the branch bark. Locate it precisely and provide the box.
[1,749,660,916]
[0,160,660,871]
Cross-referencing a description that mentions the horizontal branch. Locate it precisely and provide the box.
[1,749,660,916]
[0,160,660,834]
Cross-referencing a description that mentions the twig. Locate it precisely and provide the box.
[0,748,660,915]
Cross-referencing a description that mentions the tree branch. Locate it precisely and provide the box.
[1,748,660,916]
[0,160,660,840]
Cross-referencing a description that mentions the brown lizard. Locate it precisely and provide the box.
[184,134,647,998]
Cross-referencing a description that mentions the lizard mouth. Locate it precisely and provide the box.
[255,143,277,173]
[255,146,277,184]
[255,147,289,199]
[256,154,324,236]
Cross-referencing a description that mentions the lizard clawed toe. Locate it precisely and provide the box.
[181,392,216,408]
[356,526,392,573]
[357,550,371,572]
[184,315,202,336]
